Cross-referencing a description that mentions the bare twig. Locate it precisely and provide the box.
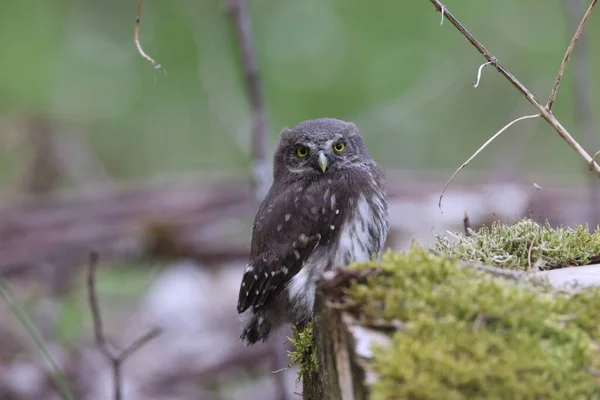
[118,328,162,361]
[547,0,598,110]
[87,251,161,400]
[134,0,165,72]
[564,0,600,225]
[227,0,270,203]
[429,0,600,188]
[439,114,540,208]
[88,251,109,354]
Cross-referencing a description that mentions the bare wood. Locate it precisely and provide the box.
[303,275,370,400]
[227,0,270,202]
[429,0,600,178]
[547,0,598,110]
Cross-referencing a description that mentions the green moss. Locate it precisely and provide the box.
[288,322,317,379]
[344,245,600,399]
[434,218,600,270]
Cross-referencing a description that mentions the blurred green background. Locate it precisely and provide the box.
[0,2,599,398]
[1,0,597,188]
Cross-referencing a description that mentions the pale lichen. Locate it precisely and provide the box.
[434,218,600,270]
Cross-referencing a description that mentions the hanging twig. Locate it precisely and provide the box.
[134,0,165,72]
[439,114,540,208]
[87,251,161,400]
[472,61,492,88]
[226,0,270,203]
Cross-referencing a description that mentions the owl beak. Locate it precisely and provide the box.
[317,152,328,173]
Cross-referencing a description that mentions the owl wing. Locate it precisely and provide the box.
[237,180,345,313]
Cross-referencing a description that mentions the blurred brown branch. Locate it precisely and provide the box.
[0,171,597,291]
[0,180,255,292]
[429,0,600,183]
[87,251,161,400]
[227,0,270,202]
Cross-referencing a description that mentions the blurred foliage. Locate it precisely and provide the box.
[1,0,598,188]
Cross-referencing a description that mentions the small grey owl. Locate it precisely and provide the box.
[237,118,388,345]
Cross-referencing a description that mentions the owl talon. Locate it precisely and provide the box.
[241,311,272,345]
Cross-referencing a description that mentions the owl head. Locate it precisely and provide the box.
[273,118,370,181]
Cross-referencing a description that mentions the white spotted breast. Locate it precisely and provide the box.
[334,193,387,268]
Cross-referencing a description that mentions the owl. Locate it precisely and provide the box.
[237,118,389,345]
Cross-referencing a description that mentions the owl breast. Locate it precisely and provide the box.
[333,192,388,268]
[286,189,388,321]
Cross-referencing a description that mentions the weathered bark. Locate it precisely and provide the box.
[302,270,390,400]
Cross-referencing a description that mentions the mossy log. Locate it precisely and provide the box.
[298,243,600,399]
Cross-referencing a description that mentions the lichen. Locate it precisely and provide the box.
[434,218,600,271]
[287,322,317,379]
[345,245,600,400]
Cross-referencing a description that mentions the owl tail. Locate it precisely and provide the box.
[239,308,272,345]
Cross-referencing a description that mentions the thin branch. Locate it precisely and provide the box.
[547,0,598,110]
[428,0,600,184]
[118,327,162,361]
[227,0,270,203]
[87,251,162,400]
[134,0,165,72]
[87,250,111,358]
[439,114,540,209]
[564,0,600,225]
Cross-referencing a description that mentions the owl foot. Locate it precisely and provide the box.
[240,310,272,345]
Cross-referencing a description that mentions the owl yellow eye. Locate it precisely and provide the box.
[296,146,309,158]
[333,141,346,153]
